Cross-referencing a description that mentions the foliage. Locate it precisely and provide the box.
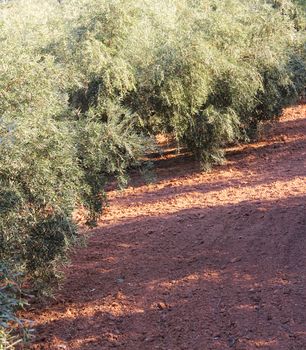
[0,0,150,287]
[54,0,305,166]
[76,101,152,226]
[0,2,150,348]
[124,0,305,163]
[0,263,31,350]
[0,71,81,291]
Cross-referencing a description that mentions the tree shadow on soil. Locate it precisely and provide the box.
[32,194,306,350]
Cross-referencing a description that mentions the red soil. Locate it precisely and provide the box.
[28,104,306,350]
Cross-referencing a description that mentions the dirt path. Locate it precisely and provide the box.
[29,104,306,350]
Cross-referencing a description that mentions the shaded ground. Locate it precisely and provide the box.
[27,104,306,350]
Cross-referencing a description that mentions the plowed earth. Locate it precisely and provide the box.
[28,104,306,350]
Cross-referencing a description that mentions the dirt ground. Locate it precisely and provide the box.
[27,104,306,350]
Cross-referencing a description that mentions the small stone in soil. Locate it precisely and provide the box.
[228,336,237,347]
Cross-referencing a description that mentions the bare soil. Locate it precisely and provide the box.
[27,104,306,350]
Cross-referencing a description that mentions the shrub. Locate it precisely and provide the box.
[76,101,152,225]
[0,116,80,289]
[0,263,30,350]
[125,0,305,165]
[0,0,150,285]
[58,0,304,167]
